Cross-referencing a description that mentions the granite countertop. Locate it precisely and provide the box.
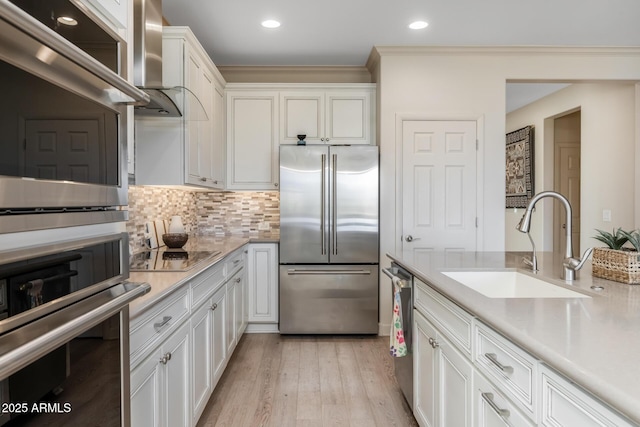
[387,250,640,425]
[129,234,279,318]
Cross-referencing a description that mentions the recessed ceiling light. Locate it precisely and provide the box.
[57,16,78,26]
[409,21,428,30]
[261,20,281,29]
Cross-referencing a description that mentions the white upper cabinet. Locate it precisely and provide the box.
[79,0,129,33]
[225,90,280,190]
[135,27,225,189]
[280,86,375,145]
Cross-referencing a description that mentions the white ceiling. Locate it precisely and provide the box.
[162,0,640,67]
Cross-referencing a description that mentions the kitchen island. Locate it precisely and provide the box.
[388,250,640,426]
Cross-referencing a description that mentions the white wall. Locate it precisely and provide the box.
[372,47,640,331]
[506,83,637,252]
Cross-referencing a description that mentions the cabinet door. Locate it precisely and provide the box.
[162,322,191,427]
[225,278,236,354]
[474,370,534,427]
[131,348,163,427]
[414,310,438,427]
[280,91,324,144]
[81,0,128,30]
[191,300,213,423]
[211,84,225,188]
[185,50,205,185]
[211,286,227,385]
[226,92,279,190]
[247,243,278,323]
[437,330,474,427]
[325,90,373,145]
[233,271,244,339]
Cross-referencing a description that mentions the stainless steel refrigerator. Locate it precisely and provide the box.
[279,145,379,334]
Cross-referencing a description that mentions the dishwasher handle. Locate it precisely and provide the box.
[382,267,411,288]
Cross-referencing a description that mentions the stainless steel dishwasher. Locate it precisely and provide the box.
[382,263,414,409]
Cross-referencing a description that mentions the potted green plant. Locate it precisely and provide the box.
[592,228,640,284]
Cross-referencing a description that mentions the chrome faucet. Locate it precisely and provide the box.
[516,191,593,281]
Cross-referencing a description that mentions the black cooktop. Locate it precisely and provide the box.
[129,250,221,272]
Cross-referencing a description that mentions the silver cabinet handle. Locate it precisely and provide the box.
[200,177,207,182]
[484,353,514,374]
[274,183,279,187]
[321,153,326,255]
[153,316,172,333]
[481,392,510,418]
[233,259,240,265]
[166,352,172,362]
[428,337,439,349]
[210,303,218,311]
[326,138,330,142]
[235,277,241,283]
[321,138,325,142]
[213,180,218,184]
[405,235,421,242]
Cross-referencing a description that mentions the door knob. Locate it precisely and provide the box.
[405,235,420,242]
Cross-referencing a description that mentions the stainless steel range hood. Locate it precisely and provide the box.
[133,0,206,119]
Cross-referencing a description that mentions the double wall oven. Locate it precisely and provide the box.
[0,1,150,426]
[0,0,148,233]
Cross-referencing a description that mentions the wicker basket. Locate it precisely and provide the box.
[592,247,640,284]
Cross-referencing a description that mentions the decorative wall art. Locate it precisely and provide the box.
[505,125,534,208]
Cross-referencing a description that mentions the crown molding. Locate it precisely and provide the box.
[371,45,640,57]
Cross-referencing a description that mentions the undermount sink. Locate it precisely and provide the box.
[442,271,591,299]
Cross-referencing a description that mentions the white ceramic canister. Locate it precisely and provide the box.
[169,215,186,233]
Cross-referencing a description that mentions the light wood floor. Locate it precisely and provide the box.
[196,334,418,427]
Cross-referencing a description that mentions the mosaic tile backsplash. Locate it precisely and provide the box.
[127,186,279,250]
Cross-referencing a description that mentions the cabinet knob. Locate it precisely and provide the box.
[200,177,207,182]
[210,303,218,311]
[213,180,218,184]
[326,138,330,142]
[274,183,279,188]
[321,138,325,142]
[235,277,241,283]
[159,352,172,365]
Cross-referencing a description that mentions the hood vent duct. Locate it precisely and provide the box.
[133,0,207,119]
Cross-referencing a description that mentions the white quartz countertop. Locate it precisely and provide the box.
[128,235,278,318]
[387,250,640,425]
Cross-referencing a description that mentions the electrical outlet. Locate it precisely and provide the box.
[602,209,612,222]
[258,221,270,231]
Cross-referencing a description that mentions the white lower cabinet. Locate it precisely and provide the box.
[131,321,190,427]
[131,246,249,427]
[413,277,637,427]
[474,369,534,427]
[414,309,473,427]
[540,365,634,427]
[247,243,279,330]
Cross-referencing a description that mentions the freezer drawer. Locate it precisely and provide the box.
[279,265,379,334]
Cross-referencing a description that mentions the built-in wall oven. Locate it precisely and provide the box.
[0,0,148,233]
[0,232,149,426]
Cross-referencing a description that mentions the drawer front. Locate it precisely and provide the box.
[130,287,190,363]
[224,249,245,277]
[474,322,537,420]
[540,366,635,427]
[474,370,535,427]
[414,278,473,355]
[191,261,225,309]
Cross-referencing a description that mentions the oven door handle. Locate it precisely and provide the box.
[0,282,150,380]
[382,267,411,288]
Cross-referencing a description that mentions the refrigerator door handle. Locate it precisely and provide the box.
[332,153,338,255]
[286,269,372,275]
[321,154,326,255]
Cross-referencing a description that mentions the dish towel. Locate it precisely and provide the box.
[390,278,408,357]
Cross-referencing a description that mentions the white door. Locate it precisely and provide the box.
[402,120,477,255]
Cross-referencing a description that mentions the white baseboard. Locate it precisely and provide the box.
[245,323,279,333]
[379,323,391,336]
